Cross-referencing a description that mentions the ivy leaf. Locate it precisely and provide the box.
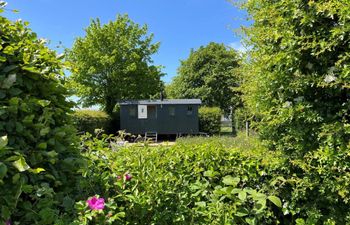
[267,196,282,208]
[12,157,30,172]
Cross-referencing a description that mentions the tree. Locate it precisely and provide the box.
[242,0,350,155]
[67,15,163,114]
[167,42,241,115]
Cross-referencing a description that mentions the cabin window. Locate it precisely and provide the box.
[187,106,193,115]
[129,107,136,117]
[169,106,175,116]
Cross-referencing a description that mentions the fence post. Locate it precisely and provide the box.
[246,120,249,137]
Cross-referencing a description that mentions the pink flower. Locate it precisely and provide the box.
[86,196,105,210]
[117,175,122,180]
[5,220,11,225]
[125,173,132,181]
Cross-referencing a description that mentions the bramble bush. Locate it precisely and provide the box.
[0,9,85,224]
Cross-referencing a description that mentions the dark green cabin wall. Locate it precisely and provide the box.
[120,104,199,134]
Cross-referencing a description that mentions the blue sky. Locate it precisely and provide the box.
[4,0,249,83]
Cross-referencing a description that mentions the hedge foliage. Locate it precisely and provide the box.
[198,106,221,134]
[240,1,350,223]
[242,0,350,156]
[73,133,285,224]
[72,132,350,224]
[0,11,84,224]
[72,110,111,134]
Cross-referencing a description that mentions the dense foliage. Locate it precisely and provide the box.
[0,10,84,224]
[74,133,284,225]
[198,106,221,134]
[166,42,241,115]
[66,14,164,114]
[73,131,350,224]
[72,110,111,134]
[240,0,350,223]
[242,0,350,156]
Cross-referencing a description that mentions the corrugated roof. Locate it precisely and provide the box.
[119,99,202,105]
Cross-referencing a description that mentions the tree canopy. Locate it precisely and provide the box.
[67,14,163,114]
[166,42,241,115]
[242,0,350,155]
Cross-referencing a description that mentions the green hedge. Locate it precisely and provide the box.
[0,13,83,224]
[198,106,221,134]
[72,110,111,134]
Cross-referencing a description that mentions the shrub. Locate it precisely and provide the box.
[242,0,350,156]
[198,106,221,134]
[76,132,350,224]
[0,12,84,224]
[74,132,284,224]
[72,109,111,134]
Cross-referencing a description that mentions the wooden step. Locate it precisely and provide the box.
[145,131,158,143]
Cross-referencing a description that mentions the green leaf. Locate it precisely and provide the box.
[22,66,40,74]
[29,168,45,174]
[222,175,240,186]
[267,195,282,208]
[2,65,17,73]
[38,142,47,150]
[0,135,8,150]
[40,127,50,136]
[12,173,20,183]
[22,184,33,193]
[0,162,8,179]
[2,74,17,89]
[235,207,249,217]
[195,201,206,208]
[1,206,10,220]
[37,100,51,107]
[12,157,30,172]
[296,218,305,225]
[203,170,217,178]
[245,217,257,225]
[22,115,35,124]
[238,190,247,201]
[47,151,58,158]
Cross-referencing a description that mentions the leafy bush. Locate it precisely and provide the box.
[0,12,84,224]
[242,0,350,156]
[239,1,350,223]
[72,110,111,134]
[198,106,221,134]
[76,132,350,224]
[74,132,284,224]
